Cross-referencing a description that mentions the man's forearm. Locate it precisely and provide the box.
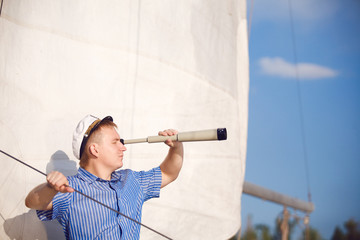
[25,171,74,210]
[160,142,184,188]
[25,183,57,210]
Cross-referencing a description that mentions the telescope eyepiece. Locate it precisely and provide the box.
[217,128,227,141]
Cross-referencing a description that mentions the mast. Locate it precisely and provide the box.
[242,181,314,240]
[243,181,314,213]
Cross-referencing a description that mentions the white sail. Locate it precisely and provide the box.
[0,0,249,239]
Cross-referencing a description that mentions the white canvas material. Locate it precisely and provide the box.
[0,0,249,239]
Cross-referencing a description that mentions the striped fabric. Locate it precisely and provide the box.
[37,167,162,240]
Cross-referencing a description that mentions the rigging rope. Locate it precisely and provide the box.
[0,0,4,16]
[0,149,173,240]
[287,0,312,203]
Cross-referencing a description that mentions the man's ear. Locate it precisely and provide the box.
[89,143,100,158]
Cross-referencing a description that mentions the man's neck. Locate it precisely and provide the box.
[84,160,113,180]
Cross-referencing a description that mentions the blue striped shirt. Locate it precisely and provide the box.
[37,167,162,240]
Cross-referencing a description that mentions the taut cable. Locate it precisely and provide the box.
[0,149,173,240]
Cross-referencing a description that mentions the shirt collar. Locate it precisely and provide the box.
[110,171,123,181]
[78,167,123,183]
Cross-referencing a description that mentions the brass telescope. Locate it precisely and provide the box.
[124,128,227,144]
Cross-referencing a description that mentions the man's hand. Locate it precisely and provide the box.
[47,171,74,193]
[25,171,73,210]
[158,129,180,148]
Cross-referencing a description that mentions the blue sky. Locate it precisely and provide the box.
[241,0,360,239]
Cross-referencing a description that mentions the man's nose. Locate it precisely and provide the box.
[120,143,127,151]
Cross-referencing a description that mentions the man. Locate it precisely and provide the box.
[25,115,184,239]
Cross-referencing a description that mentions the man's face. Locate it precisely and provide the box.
[97,126,127,171]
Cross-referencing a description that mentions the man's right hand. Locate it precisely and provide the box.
[47,171,74,193]
[25,171,74,210]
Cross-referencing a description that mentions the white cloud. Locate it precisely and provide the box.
[259,57,339,80]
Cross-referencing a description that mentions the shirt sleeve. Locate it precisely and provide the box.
[134,166,162,201]
[36,191,71,221]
